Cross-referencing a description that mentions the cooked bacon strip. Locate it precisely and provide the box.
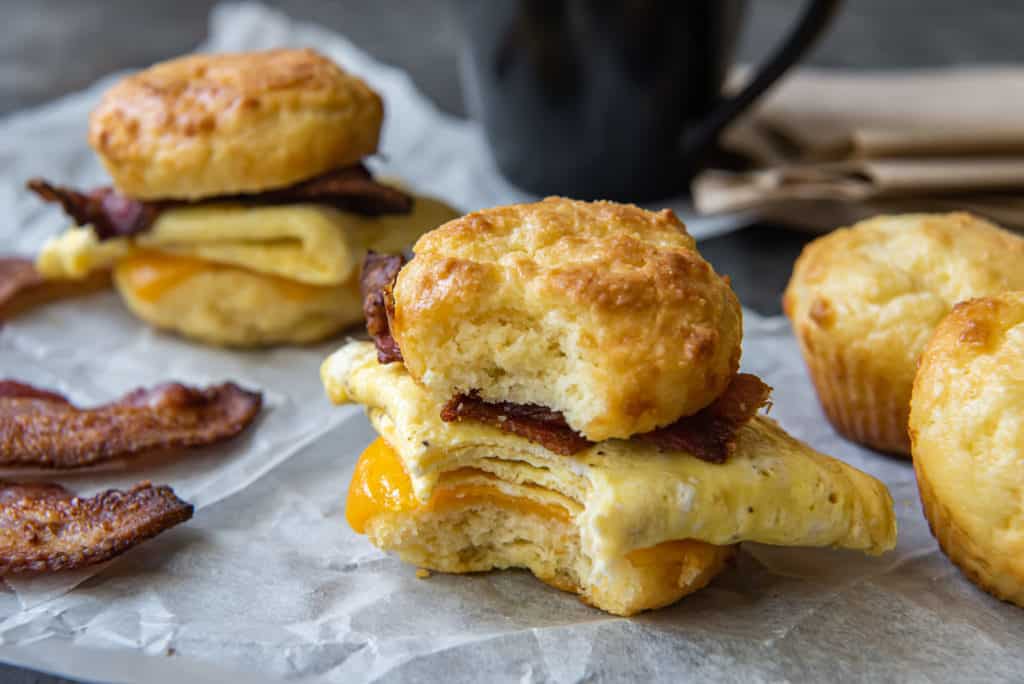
[27,164,412,241]
[26,180,164,240]
[258,164,414,215]
[440,373,772,462]
[360,251,405,364]
[0,381,262,469]
[441,392,591,456]
[0,380,69,403]
[0,257,111,322]
[0,480,192,574]
[639,373,772,463]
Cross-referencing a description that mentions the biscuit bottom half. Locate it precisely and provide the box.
[115,252,363,347]
[348,437,736,616]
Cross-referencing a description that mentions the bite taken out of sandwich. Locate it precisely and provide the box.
[21,48,457,346]
[322,197,897,616]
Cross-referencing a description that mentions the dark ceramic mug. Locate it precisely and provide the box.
[452,0,842,201]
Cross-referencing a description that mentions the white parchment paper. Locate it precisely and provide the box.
[0,4,1019,682]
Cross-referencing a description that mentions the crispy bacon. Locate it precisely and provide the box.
[440,374,772,462]
[257,164,414,215]
[360,251,405,364]
[639,373,772,463]
[441,392,591,456]
[0,257,110,322]
[0,381,262,469]
[0,480,192,574]
[0,380,68,403]
[27,164,412,241]
[26,180,164,240]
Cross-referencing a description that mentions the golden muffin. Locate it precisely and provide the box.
[322,341,897,616]
[784,213,1024,455]
[89,49,382,200]
[391,197,743,442]
[910,292,1024,607]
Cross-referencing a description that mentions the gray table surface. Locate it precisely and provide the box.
[0,1,1019,682]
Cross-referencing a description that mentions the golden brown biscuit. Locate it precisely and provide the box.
[90,49,382,199]
[391,197,743,442]
[784,213,1024,455]
[910,293,1024,607]
[114,252,363,346]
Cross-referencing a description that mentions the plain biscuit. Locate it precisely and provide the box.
[89,49,383,199]
[391,197,744,441]
[115,254,364,346]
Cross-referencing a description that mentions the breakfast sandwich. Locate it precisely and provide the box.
[21,48,457,346]
[322,198,898,616]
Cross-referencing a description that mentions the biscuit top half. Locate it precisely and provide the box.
[390,197,743,442]
[89,49,383,200]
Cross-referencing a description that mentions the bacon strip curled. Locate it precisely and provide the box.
[0,381,262,469]
[0,257,110,322]
[257,164,414,216]
[360,251,406,364]
[0,480,192,574]
[639,373,773,463]
[441,373,772,463]
[26,180,164,240]
[441,392,591,456]
[27,163,413,241]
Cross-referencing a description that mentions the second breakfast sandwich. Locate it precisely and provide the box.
[323,198,897,616]
[27,48,455,346]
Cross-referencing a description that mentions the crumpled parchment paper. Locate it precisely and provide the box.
[0,4,1019,683]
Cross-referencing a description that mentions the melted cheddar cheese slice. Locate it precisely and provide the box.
[115,251,338,304]
[37,195,459,286]
[347,436,713,568]
[347,436,573,532]
[323,341,897,571]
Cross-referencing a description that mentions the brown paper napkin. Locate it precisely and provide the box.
[693,68,1024,231]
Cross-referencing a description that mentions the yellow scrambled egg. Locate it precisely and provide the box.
[33,194,458,345]
[37,197,458,286]
[321,341,898,571]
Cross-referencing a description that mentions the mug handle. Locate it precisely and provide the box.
[682,0,844,171]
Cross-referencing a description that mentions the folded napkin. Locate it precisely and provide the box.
[693,68,1024,231]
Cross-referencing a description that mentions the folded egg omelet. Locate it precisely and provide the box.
[323,341,897,616]
[37,197,457,346]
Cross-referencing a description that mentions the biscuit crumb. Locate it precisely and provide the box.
[416,568,431,579]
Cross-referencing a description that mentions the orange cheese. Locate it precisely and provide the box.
[346,438,571,533]
[429,482,571,524]
[345,438,716,567]
[117,251,333,303]
[346,436,421,533]
[117,252,209,303]
[625,539,719,567]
